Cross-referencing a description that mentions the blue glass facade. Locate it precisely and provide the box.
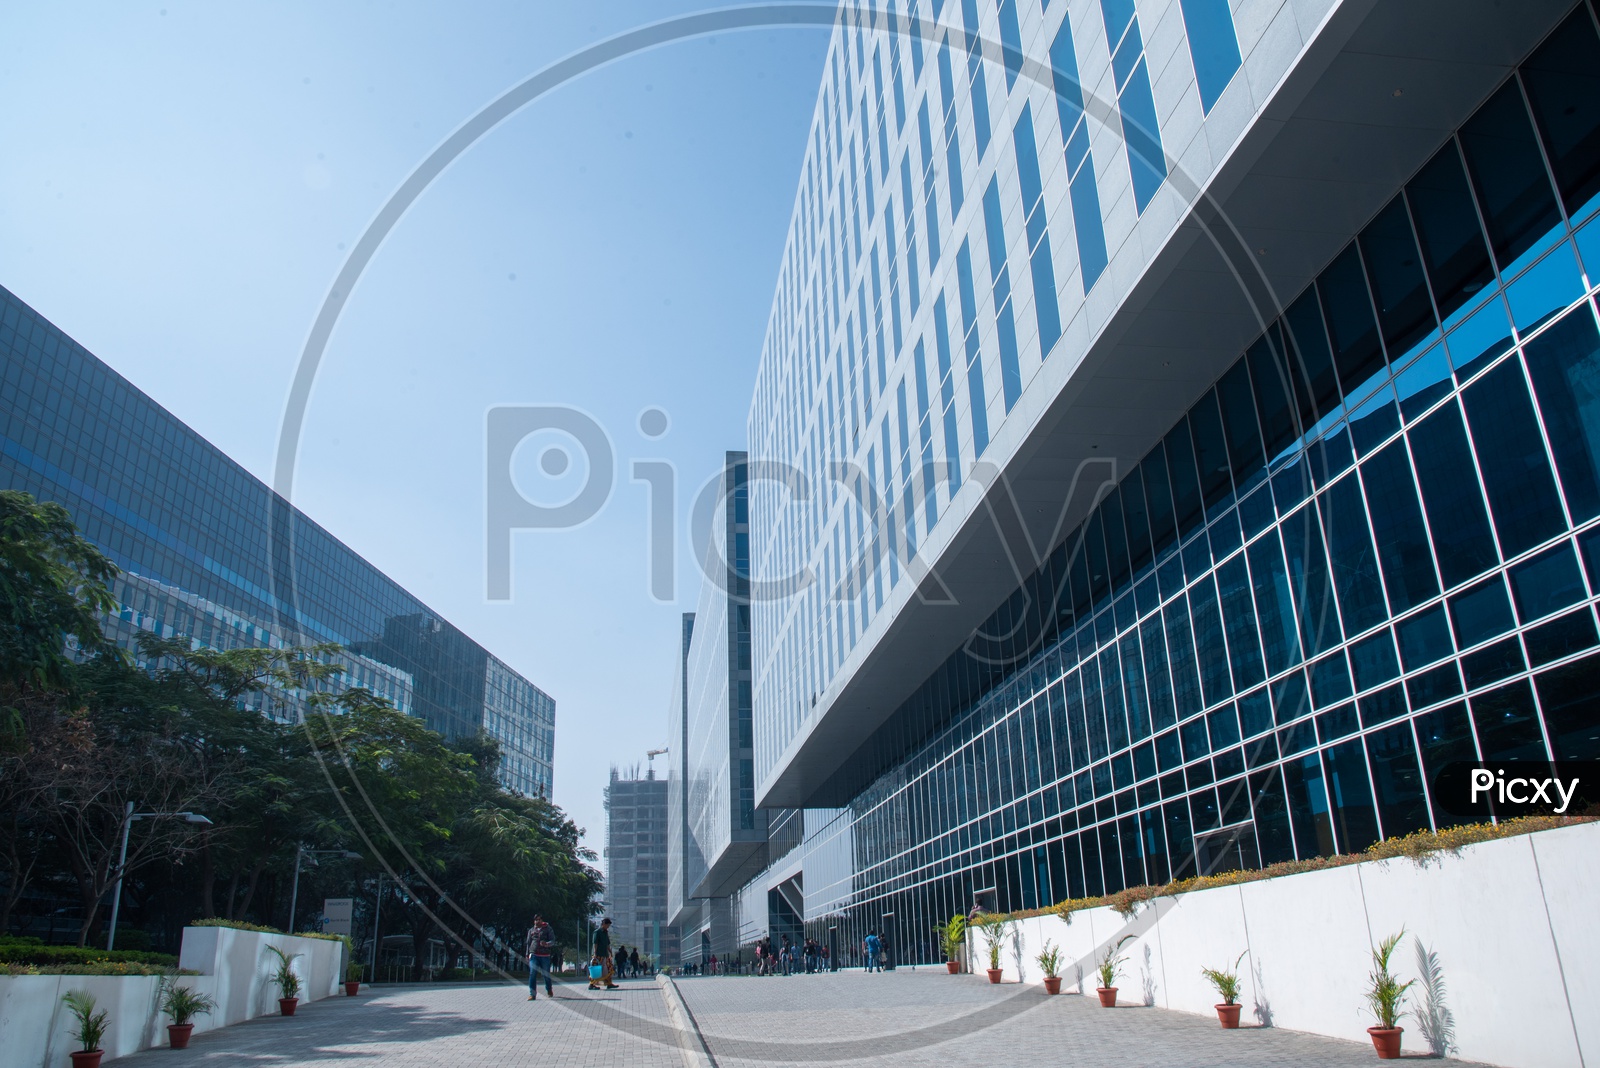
[0,285,555,798]
[745,3,1600,966]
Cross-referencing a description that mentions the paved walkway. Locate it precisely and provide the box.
[669,969,1491,1067]
[109,970,1492,1067]
[112,979,685,1068]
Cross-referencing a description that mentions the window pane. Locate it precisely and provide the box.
[1521,305,1600,523]
[1123,467,1154,574]
[1319,475,1389,635]
[1178,0,1242,112]
[1408,401,1499,588]
[1286,288,1343,423]
[1413,701,1485,827]
[1462,360,1568,558]
[1361,440,1440,614]
[1249,767,1296,863]
[1190,575,1234,706]
[1508,540,1586,622]
[1189,389,1235,514]
[1165,595,1203,718]
[1359,195,1438,357]
[1142,447,1178,555]
[1282,753,1337,858]
[1322,738,1381,852]
[1280,504,1343,656]
[1247,534,1303,675]
[1366,722,1432,837]
[1520,8,1600,219]
[1247,329,1299,459]
[1449,574,1515,648]
[1218,358,1266,490]
[1458,81,1563,271]
[1406,142,1494,322]
[1166,416,1205,532]
[1142,615,1176,730]
[1534,653,1600,759]
[1319,244,1388,397]
[1396,603,1454,671]
[1217,556,1266,690]
[1470,678,1548,761]
[1101,488,1132,592]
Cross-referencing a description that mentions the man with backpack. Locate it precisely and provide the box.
[525,915,555,1000]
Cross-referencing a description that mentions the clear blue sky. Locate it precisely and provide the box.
[0,1,828,865]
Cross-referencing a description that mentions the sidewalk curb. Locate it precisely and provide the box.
[656,974,715,1068]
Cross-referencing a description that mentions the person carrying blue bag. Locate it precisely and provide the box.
[590,918,618,989]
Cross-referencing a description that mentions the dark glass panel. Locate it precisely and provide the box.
[1272,668,1311,724]
[1350,385,1401,457]
[1463,360,1567,557]
[1448,574,1515,649]
[1120,630,1151,742]
[1524,607,1598,668]
[1359,195,1437,356]
[1534,653,1600,758]
[1359,683,1409,728]
[1285,287,1343,422]
[1240,484,1276,539]
[1309,651,1354,709]
[1142,447,1178,554]
[1189,576,1234,706]
[1123,467,1154,575]
[1249,768,1295,863]
[1361,439,1440,614]
[1279,505,1342,656]
[1164,799,1195,879]
[1413,701,1485,826]
[1101,488,1132,592]
[1164,595,1203,718]
[1155,727,1182,771]
[1406,141,1495,321]
[1470,679,1548,762]
[1458,81,1563,272]
[1216,555,1265,689]
[1217,359,1266,490]
[1100,647,1130,752]
[1165,417,1205,533]
[1509,540,1586,622]
[1366,722,1432,838]
[1085,509,1111,605]
[1273,455,1312,514]
[1189,389,1235,513]
[1396,603,1454,671]
[1207,703,1241,751]
[1307,423,1354,489]
[1520,9,1600,219]
[1349,628,1400,692]
[1461,636,1524,689]
[1189,787,1221,832]
[1407,661,1463,709]
[1247,534,1303,676]
[1316,701,1359,743]
[1141,616,1177,731]
[1521,306,1600,523]
[1446,294,1516,380]
[1322,738,1380,852]
[1319,243,1387,396]
[1395,343,1454,422]
[1408,401,1500,588]
[1319,475,1389,635]
[1247,330,1298,460]
[1210,506,1242,558]
[1282,753,1337,858]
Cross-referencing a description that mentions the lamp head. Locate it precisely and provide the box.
[181,813,213,826]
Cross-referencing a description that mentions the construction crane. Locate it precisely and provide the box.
[645,748,668,778]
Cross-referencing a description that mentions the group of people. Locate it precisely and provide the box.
[748,934,830,975]
[522,915,653,1000]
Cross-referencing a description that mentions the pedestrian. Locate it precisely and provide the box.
[614,942,629,981]
[591,918,618,989]
[630,947,641,977]
[780,934,794,976]
[864,930,881,973]
[525,914,555,1000]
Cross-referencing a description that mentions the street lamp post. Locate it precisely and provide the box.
[287,846,362,934]
[107,803,212,951]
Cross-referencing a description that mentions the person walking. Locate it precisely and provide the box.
[614,942,629,981]
[780,934,794,976]
[630,947,641,978]
[591,919,618,989]
[525,914,555,1000]
[863,931,881,973]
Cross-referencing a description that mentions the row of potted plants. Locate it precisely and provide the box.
[949,914,1421,1060]
[56,944,355,1065]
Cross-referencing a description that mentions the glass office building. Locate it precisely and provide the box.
[0,284,556,798]
[735,0,1600,964]
[604,766,679,966]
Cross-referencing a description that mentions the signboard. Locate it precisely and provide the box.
[322,897,354,938]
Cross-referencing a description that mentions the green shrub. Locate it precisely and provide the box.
[0,943,177,968]
[191,918,283,934]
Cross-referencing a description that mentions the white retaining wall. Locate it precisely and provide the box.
[0,927,345,1068]
[967,822,1598,1068]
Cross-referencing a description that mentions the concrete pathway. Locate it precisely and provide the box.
[668,968,1492,1067]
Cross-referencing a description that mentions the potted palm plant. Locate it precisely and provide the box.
[1037,940,1063,995]
[345,961,363,996]
[265,944,304,1016]
[1095,936,1133,1007]
[980,917,1007,983]
[1365,931,1415,1059]
[60,990,108,1068]
[935,915,967,974]
[1200,951,1247,1028]
[159,979,217,1049]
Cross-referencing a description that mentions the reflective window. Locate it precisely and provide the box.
[1520,8,1600,219]
[1319,243,1387,396]
[1359,195,1437,358]
[1408,402,1499,587]
[1407,142,1495,321]
[1522,305,1600,522]
[1458,81,1562,272]
[1461,360,1567,557]
[1178,0,1242,112]
[1361,439,1440,614]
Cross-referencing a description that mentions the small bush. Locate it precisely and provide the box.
[0,943,177,968]
[191,918,283,934]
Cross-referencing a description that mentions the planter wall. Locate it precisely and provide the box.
[0,928,344,1068]
[966,822,1599,1068]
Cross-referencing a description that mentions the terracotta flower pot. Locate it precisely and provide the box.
[345,981,361,996]
[168,1023,195,1049]
[945,961,959,974]
[278,997,299,1017]
[1216,1003,1241,1028]
[986,968,1004,984]
[69,1051,103,1068]
[1368,1026,1403,1059]
[1097,987,1118,1007]
[1043,977,1062,995]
